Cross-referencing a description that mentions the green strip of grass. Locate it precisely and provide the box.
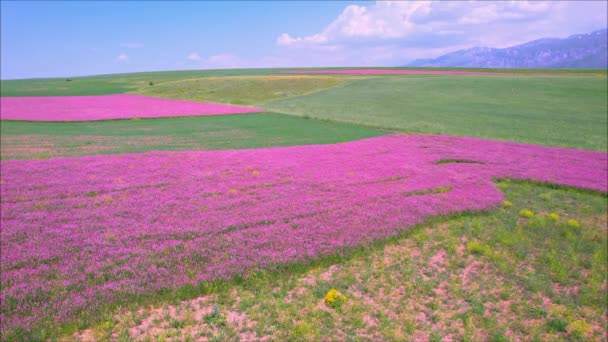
[0,69,297,96]
[0,78,134,96]
[265,75,608,151]
[0,113,387,159]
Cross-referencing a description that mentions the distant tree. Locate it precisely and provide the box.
[149,81,154,86]
[66,78,72,82]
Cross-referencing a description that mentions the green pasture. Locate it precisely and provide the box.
[2,67,603,97]
[0,69,281,96]
[0,113,385,159]
[265,75,608,151]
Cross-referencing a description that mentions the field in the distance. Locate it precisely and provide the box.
[0,69,283,97]
[265,75,608,151]
[2,67,603,97]
[1,68,606,341]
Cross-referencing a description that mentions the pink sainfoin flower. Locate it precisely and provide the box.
[0,94,262,121]
[0,134,606,332]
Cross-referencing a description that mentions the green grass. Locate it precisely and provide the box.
[0,113,386,159]
[34,181,602,341]
[265,75,608,150]
[0,78,134,96]
[134,75,353,106]
[3,67,604,97]
[0,69,283,96]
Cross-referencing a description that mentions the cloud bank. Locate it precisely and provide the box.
[275,0,607,65]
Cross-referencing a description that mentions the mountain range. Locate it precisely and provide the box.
[407,29,607,69]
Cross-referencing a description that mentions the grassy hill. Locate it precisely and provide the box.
[265,75,608,150]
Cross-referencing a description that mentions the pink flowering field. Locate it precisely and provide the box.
[0,94,263,121]
[287,69,506,75]
[1,134,606,331]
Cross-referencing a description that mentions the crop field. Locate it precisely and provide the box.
[0,68,607,341]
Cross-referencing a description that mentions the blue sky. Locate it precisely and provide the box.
[1,1,606,79]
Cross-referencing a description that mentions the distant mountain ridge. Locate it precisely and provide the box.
[408,29,607,69]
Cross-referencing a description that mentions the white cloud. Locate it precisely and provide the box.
[277,32,329,47]
[187,52,201,61]
[201,54,249,69]
[276,0,607,64]
[115,53,129,62]
[120,43,144,49]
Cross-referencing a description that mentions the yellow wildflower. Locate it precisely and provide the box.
[519,209,534,218]
[567,219,580,228]
[324,289,347,308]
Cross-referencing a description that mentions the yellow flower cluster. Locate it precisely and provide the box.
[519,209,534,218]
[324,289,347,308]
[567,219,580,228]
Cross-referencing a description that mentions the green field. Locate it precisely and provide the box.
[0,69,281,96]
[265,75,608,150]
[0,113,385,159]
[2,67,604,97]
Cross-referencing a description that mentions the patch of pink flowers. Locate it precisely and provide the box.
[1,134,606,332]
[287,69,506,75]
[0,94,263,121]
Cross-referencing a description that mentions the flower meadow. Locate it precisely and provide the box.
[1,134,606,333]
[288,69,506,75]
[0,94,262,121]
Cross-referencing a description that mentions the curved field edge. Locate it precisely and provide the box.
[0,113,387,160]
[263,75,608,151]
[2,180,605,341]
